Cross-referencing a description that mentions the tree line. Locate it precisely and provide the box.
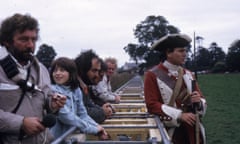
[123,15,240,74]
[36,15,240,74]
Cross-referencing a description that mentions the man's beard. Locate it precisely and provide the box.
[82,74,97,86]
[9,47,34,63]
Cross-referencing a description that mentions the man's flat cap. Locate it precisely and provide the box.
[151,33,192,52]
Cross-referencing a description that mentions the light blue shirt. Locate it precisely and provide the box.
[50,84,99,139]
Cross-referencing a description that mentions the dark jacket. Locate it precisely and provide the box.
[79,80,106,124]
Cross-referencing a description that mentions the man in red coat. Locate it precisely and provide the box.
[144,34,207,144]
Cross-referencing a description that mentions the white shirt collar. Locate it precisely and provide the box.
[163,61,180,77]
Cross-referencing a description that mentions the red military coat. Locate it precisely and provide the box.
[144,63,206,144]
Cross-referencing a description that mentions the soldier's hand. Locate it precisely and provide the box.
[179,113,196,126]
[191,91,201,103]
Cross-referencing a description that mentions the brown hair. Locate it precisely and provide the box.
[0,13,39,46]
[105,57,118,69]
[50,57,79,90]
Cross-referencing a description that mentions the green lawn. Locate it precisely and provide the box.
[198,73,240,144]
[114,73,240,143]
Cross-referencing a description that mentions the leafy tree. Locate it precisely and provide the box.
[123,43,148,64]
[36,44,57,70]
[185,35,204,71]
[134,15,179,46]
[208,42,226,68]
[195,46,211,71]
[195,36,204,47]
[226,40,240,72]
[124,15,180,68]
[142,50,161,68]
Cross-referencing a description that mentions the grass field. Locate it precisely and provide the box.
[197,73,240,144]
[113,73,240,143]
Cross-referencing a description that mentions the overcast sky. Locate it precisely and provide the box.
[1,0,239,66]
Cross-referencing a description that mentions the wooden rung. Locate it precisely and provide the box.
[102,123,157,129]
[103,119,148,124]
[120,93,143,96]
[124,86,142,89]
[113,104,145,108]
[111,103,147,113]
[120,97,144,100]
[147,118,156,124]
[124,90,142,92]
[112,103,146,106]
[113,112,147,115]
[120,100,145,103]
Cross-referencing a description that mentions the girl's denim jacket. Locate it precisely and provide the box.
[50,85,99,138]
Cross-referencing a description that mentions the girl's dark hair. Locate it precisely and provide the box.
[0,13,39,46]
[50,57,79,90]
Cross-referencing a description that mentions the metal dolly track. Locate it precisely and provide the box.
[52,75,170,144]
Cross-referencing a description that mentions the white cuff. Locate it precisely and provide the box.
[161,104,182,120]
[199,98,207,116]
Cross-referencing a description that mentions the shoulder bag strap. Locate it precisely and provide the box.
[168,67,184,106]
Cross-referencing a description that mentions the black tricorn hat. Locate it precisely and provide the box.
[151,34,192,52]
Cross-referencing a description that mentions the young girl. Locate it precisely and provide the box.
[50,57,108,143]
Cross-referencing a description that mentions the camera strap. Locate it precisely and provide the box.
[0,55,20,79]
[12,67,31,113]
[0,50,34,113]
